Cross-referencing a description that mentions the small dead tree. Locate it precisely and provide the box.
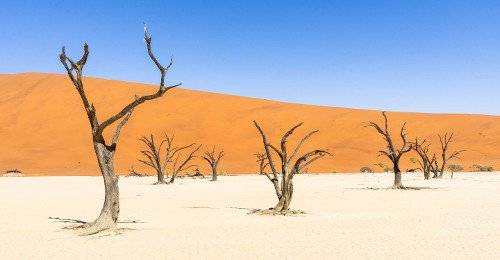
[138,134,166,184]
[59,26,180,234]
[429,154,440,178]
[138,133,196,184]
[437,133,465,178]
[254,121,330,213]
[367,112,412,189]
[168,144,201,184]
[413,138,432,180]
[202,146,225,181]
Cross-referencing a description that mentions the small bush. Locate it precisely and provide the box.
[472,164,494,172]
[360,166,374,173]
[374,162,392,173]
[447,164,463,172]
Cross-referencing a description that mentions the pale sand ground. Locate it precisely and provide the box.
[0,173,499,259]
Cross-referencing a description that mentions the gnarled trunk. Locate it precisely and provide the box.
[90,142,119,232]
[274,176,293,211]
[391,164,404,189]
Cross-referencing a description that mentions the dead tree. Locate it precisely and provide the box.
[413,138,432,180]
[138,133,196,184]
[168,144,201,184]
[429,154,440,178]
[59,25,180,234]
[202,146,225,181]
[138,134,166,184]
[254,121,330,213]
[367,112,412,189]
[437,133,465,178]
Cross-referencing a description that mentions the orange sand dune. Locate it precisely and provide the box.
[0,73,499,176]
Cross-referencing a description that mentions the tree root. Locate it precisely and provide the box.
[387,185,426,190]
[387,184,408,190]
[249,208,306,216]
[62,221,122,236]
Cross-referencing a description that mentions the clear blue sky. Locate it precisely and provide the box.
[1,1,499,115]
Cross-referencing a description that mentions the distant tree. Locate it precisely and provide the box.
[168,144,202,184]
[471,164,494,172]
[138,133,195,184]
[367,112,412,189]
[413,138,432,179]
[360,166,375,173]
[254,121,330,213]
[58,26,179,234]
[436,133,465,178]
[138,134,166,184]
[202,146,225,181]
[447,164,463,179]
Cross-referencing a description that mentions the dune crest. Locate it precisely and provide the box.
[1,73,499,176]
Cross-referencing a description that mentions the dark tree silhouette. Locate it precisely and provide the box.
[59,25,180,234]
[138,134,166,184]
[367,112,412,189]
[437,133,465,178]
[202,146,225,181]
[413,138,433,179]
[254,121,330,213]
[138,133,195,184]
[168,144,202,184]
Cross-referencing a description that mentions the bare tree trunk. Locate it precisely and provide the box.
[211,166,217,181]
[88,142,119,233]
[391,164,404,189]
[168,170,179,184]
[157,170,166,184]
[274,177,293,211]
[423,161,430,180]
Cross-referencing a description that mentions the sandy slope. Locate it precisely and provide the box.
[0,73,499,175]
[0,173,499,259]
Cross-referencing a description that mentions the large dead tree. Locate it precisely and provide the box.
[202,146,225,181]
[254,121,330,213]
[168,144,201,184]
[138,133,194,184]
[59,26,180,234]
[367,112,412,189]
[437,133,465,178]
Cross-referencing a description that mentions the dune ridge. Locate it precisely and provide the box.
[1,73,499,176]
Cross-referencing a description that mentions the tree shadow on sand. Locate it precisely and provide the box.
[49,217,145,236]
[228,206,306,216]
[347,186,439,191]
[49,216,145,224]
